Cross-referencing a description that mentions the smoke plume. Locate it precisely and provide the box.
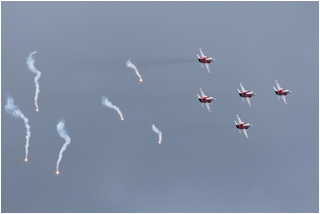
[101,96,124,121]
[152,124,162,144]
[126,59,143,82]
[56,120,71,174]
[26,51,41,111]
[5,96,31,161]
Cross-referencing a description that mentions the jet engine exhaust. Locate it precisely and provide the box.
[101,96,124,121]
[56,120,71,175]
[5,97,31,162]
[26,51,42,112]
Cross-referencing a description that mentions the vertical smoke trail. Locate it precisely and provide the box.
[101,96,124,121]
[152,124,162,144]
[26,51,41,111]
[56,120,71,174]
[5,97,31,162]
[126,59,143,82]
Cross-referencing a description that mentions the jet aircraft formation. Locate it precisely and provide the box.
[5,48,293,174]
[196,48,291,139]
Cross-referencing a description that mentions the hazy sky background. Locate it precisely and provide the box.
[2,1,318,212]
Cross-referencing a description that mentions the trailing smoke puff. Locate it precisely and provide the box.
[152,124,162,144]
[126,59,143,82]
[56,120,71,174]
[5,96,31,161]
[101,96,124,121]
[26,51,41,111]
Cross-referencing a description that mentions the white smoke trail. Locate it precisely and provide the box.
[26,51,41,111]
[56,120,71,174]
[126,59,143,82]
[152,124,162,144]
[5,97,31,161]
[101,96,124,120]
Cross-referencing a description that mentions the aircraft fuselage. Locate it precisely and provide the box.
[239,91,255,98]
[199,96,214,103]
[198,57,214,64]
[275,89,290,96]
[236,123,251,129]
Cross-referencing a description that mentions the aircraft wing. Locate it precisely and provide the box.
[205,63,211,73]
[199,88,206,97]
[199,48,206,58]
[242,129,249,139]
[281,95,287,104]
[275,80,282,90]
[240,82,246,92]
[246,98,252,107]
[236,114,243,124]
[206,103,211,112]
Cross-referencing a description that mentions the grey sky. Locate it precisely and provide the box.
[2,1,318,212]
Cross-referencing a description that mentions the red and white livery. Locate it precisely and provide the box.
[273,80,291,105]
[197,48,215,73]
[197,88,215,112]
[234,114,252,139]
[237,82,256,107]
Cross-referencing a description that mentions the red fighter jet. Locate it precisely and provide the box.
[197,88,216,112]
[197,48,215,73]
[237,82,256,107]
[234,114,252,139]
[273,80,291,105]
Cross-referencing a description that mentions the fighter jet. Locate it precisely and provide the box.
[197,48,215,73]
[197,88,215,112]
[237,82,256,107]
[234,114,252,139]
[273,80,291,104]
